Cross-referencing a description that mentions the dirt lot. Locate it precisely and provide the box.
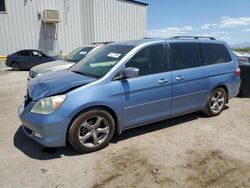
[0,68,250,188]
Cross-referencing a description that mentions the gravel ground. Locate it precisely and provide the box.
[0,68,250,188]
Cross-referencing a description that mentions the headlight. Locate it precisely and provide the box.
[31,95,67,115]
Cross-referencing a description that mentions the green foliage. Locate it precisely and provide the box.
[232,48,250,53]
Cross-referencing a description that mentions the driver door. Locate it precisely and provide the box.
[121,43,173,128]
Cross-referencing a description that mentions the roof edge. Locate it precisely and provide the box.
[125,0,148,6]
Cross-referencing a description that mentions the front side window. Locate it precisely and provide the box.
[32,51,43,57]
[0,0,6,12]
[126,44,167,76]
[70,45,133,78]
[170,43,200,70]
[201,43,232,65]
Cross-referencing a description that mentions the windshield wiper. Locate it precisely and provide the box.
[65,58,74,62]
[71,70,100,78]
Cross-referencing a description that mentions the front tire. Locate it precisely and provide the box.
[203,88,226,116]
[68,109,115,153]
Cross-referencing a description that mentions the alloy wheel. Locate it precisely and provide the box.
[78,116,110,148]
[210,90,225,113]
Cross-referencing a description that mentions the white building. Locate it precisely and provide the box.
[0,0,147,56]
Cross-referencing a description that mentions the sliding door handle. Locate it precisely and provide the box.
[176,76,186,81]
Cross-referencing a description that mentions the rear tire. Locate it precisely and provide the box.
[12,62,21,71]
[203,87,226,116]
[68,109,115,153]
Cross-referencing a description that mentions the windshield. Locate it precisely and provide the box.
[66,47,95,62]
[40,50,58,57]
[70,44,133,78]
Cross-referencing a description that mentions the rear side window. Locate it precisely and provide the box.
[170,43,200,70]
[17,51,31,56]
[201,43,232,65]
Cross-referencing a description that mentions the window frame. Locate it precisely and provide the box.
[168,42,202,71]
[116,42,170,79]
[0,0,6,13]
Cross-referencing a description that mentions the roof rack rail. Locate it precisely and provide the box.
[91,41,114,45]
[170,36,216,40]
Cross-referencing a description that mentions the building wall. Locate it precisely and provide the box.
[93,0,147,43]
[0,0,82,55]
[80,0,95,45]
[0,0,147,56]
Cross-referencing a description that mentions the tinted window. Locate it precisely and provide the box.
[201,43,232,65]
[0,0,5,12]
[126,44,167,76]
[17,51,31,56]
[170,43,200,70]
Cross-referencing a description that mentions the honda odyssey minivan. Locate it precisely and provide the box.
[18,36,241,153]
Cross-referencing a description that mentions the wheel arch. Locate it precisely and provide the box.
[66,105,120,141]
[211,85,229,103]
[11,61,22,69]
[11,60,19,66]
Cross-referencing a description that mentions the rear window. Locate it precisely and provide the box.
[201,43,232,65]
[170,43,200,70]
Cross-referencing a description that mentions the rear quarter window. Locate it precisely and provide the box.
[201,43,232,65]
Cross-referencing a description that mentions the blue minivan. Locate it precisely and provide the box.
[18,36,241,152]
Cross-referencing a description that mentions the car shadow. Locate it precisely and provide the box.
[111,105,229,143]
[5,69,28,72]
[14,107,229,160]
[111,111,204,143]
[13,126,82,160]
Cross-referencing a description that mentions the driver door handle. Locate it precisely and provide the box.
[158,79,169,84]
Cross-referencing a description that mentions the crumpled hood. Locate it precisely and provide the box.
[28,70,97,101]
[31,60,75,74]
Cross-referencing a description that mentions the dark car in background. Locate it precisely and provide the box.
[5,49,61,71]
[28,44,103,80]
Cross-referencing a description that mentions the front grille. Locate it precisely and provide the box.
[29,70,37,78]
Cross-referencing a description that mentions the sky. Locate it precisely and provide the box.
[141,0,250,45]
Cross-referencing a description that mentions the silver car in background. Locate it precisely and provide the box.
[28,44,104,81]
[233,51,250,65]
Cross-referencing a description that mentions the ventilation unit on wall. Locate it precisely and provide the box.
[42,9,59,24]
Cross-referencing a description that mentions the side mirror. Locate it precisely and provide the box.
[123,67,139,78]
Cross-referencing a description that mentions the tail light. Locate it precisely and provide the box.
[235,68,240,77]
